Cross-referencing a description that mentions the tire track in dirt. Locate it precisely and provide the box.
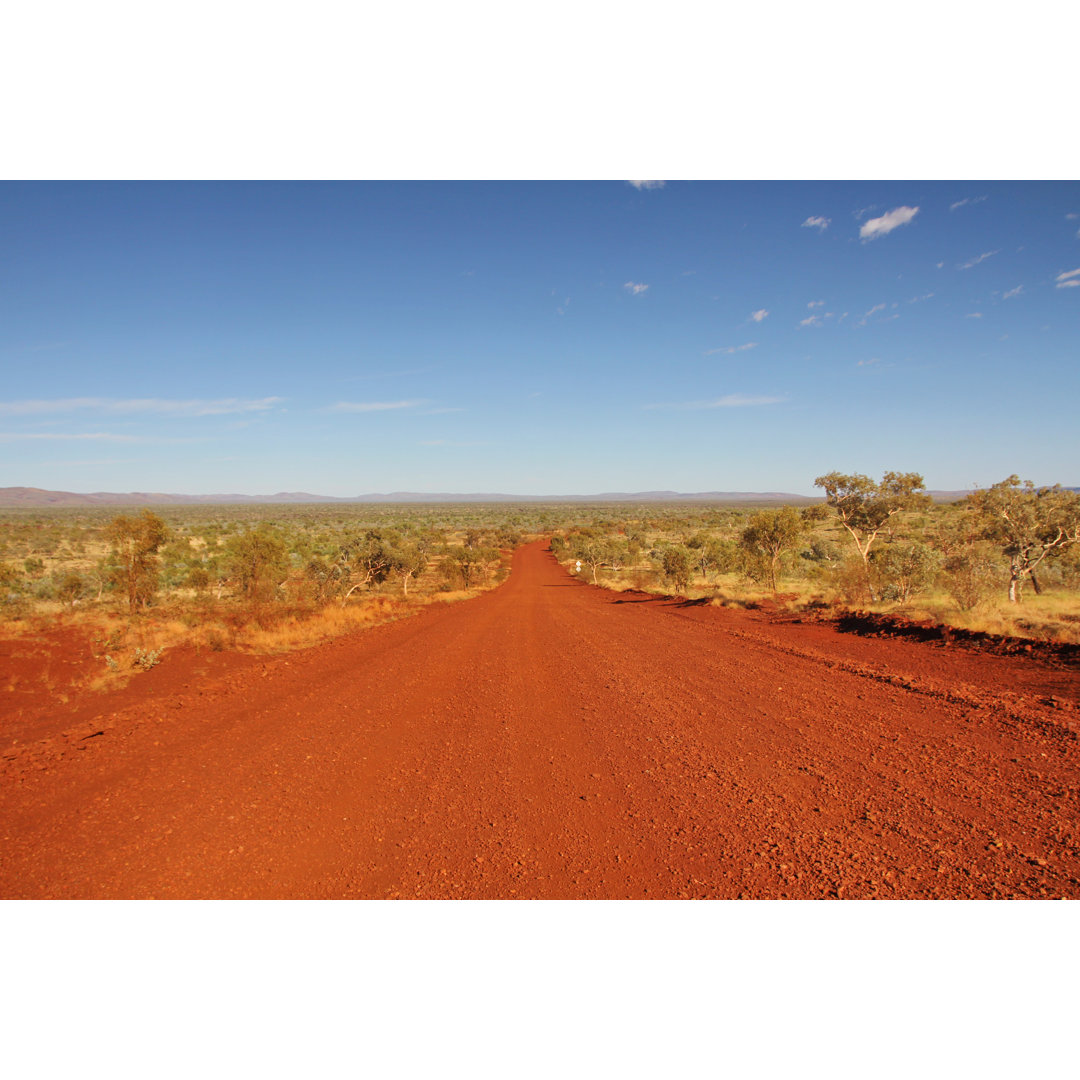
[1,541,1078,898]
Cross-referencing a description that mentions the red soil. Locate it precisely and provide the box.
[2,541,1078,899]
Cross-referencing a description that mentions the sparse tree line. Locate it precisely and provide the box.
[0,508,518,616]
[553,473,1080,612]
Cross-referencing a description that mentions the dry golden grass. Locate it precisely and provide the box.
[1,573,505,699]
[883,591,1080,645]
[563,558,1080,644]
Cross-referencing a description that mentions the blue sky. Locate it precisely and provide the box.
[1,180,1077,496]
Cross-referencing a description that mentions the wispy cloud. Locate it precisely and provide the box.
[950,195,988,211]
[957,250,998,270]
[329,399,428,412]
[627,180,665,190]
[966,312,983,319]
[854,205,878,221]
[624,281,649,295]
[856,358,882,367]
[0,431,142,442]
[645,393,785,410]
[855,302,893,328]
[704,343,758,356]
[1002,285,1024,300]
[1056,268,1080,288]
[0,396,284,417]
[801,216,830,232]
[800,315,822,327]
[807,300,825,308]
[750,309,769,322]
[859,206,919,240]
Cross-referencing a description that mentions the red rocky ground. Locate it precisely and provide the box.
[2,541,1078,899]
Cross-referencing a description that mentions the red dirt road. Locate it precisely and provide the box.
[3,541,1079,899]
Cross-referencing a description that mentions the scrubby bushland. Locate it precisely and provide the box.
[0,503,547,671]
[661,545,693,592]
[869,542,943,603]
[226,526,291,602]
[546,475,1080,646]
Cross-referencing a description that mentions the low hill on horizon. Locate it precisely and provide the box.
[0,485,1043,508]
[0,485,827,507]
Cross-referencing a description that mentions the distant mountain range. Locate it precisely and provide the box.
[1,485,825,507]
[0,485,1035,507]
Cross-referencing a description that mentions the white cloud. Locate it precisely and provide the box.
[801,216,830,231]
[704,343,758,356]
[0,396,283,417]
[750,309,769,322]
[950,195,988,211]
[1002,285,1024,300]
[800,315,822,327]
[864,303,886,318]
[807,300,825,308]
[854,205,878,220]
[645,393,785,410]
[859,206,919,240]
[627,180,665,190]
[966,312,983,318]
[856,358,882,367]
[329,399,427,412]
[1059,280,1080,288]
[1056,268,1080,288]
[1066,213,1078,220]
[624,281,649,295]
[957,250,999,270]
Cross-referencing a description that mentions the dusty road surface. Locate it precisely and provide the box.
[3,541,1079,899]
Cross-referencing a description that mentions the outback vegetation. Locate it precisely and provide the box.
[551,473,1080,646]
[0,503,568,683]
[2,476,1079,693]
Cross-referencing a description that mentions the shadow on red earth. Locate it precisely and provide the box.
[834,611,1080,668]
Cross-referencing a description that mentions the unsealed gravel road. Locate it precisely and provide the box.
[2,541,1079,899]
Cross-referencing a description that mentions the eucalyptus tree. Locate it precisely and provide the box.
[966,476,1080,602]
[336,530,395,604]
[738,506,817,591]
[813,471,929,601]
